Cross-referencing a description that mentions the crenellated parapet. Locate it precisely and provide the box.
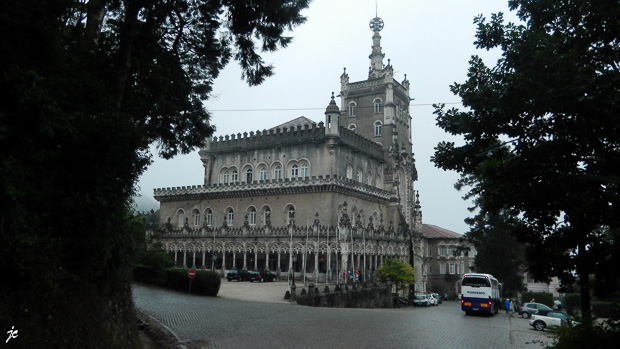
[204,122,326,153]
[154,174,392,202]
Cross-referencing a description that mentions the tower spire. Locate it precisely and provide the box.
[368,15,385,78]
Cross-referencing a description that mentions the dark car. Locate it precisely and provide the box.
[250,270,278,282]
[519,302,553,319]
[227,269,251,282]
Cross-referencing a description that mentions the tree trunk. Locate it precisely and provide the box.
[577,242,593,327]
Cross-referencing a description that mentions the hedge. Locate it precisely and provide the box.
[133,266,221,296]
[521,291,553,308]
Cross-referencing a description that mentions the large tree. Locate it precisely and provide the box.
[0,0,309,346]
[463,209,525,297]
[432,0,620,326]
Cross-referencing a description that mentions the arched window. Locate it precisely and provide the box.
[205,209,213,226]
[263,206,271,225]
[356,168,363,182]
[259,166,268,180]
[192,209,200,226]
[291,164,299,178]
[274,165,282,180]
[348,124,356,132]
[300,162,308,178]
[367,171,373,185]
[176,210,185,227]
[346,165,353,180]
[374,121,382,136]
[223,171,230,184]
[231,169,238,182]
[374,98,383,113]
[287,206,295,225]
[248,207,257,225]
[246,168,253,182]
[348,102,356,117]
[226,208,234,226]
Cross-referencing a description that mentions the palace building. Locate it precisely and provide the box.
[151,16,473,295]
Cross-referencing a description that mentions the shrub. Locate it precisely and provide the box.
[521,291,553,308]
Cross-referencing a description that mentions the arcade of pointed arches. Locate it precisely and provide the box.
[157,224,410,283]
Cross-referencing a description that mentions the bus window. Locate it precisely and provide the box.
[462,277,490,288]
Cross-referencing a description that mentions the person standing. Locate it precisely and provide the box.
[510,299,516,317]
[504,298,510,316]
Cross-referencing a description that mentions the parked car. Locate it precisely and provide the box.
[519,302,553,319]
[529,311,574,331]
[413,295,429,307]
[249,270,278,282]
[227,269,251,282]
[426,294,438,306]
[431,293,442,304]
[439,293,448,302]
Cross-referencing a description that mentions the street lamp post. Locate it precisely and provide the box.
[290,252,298,302]
[211,252,216,271]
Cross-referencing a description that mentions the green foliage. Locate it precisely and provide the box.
[465,210,525,296]
[1,0,308,346]
[550,319,620,349]
[376,259,416,291]
[432,0,620,325]
[163,269,221,296]
[521,291,553,308]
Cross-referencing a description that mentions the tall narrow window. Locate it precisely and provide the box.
[231,169,238,182]
[287,206,295,225]
[274,165,282,180]
[246,168,253,182]
[249,207,256,225]
[348,102,356,117]
[374,98,383,113]
[226,208,234,226]
[356,168,363,182]
[374,121,382,136]
[346,165,353,179]
[259,166,267,180]
[206,209,213,226]
[449,263,456,275]
[223,171,230,184]
[193,209,200,226]
[291,164,299,178]
[300,163,308,178]
[263,207,271,225]
[440,263,446,274]
[177,210,185,227]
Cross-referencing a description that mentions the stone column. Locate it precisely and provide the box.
[254,251,258,270]
[266,250,270,271]
[243,250,247,270]
[232,251,236,269]
[201,249,206,270]
[314,250,319,282]
[182,244,187,268]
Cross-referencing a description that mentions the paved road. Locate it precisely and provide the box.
[133,281,554,348]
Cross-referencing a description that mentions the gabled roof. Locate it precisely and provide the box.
[422,224,463,240]
[270,116,316,130]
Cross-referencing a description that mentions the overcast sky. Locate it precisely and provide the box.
[135,0,518,234]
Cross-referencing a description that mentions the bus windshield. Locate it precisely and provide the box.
[462,277,490,288]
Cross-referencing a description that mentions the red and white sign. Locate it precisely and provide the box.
[188,269,196,279]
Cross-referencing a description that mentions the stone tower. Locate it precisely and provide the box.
[338,16,418,230]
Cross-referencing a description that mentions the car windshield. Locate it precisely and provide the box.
[415,296,424,300]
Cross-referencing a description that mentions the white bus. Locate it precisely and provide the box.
[460,273,502,315]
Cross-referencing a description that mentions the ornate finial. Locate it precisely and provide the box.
[369,17,384,32]
[331,91,335,100]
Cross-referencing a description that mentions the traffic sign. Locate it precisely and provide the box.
[188,269,196,279]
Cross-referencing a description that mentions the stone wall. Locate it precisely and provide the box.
[294,282,397,308]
